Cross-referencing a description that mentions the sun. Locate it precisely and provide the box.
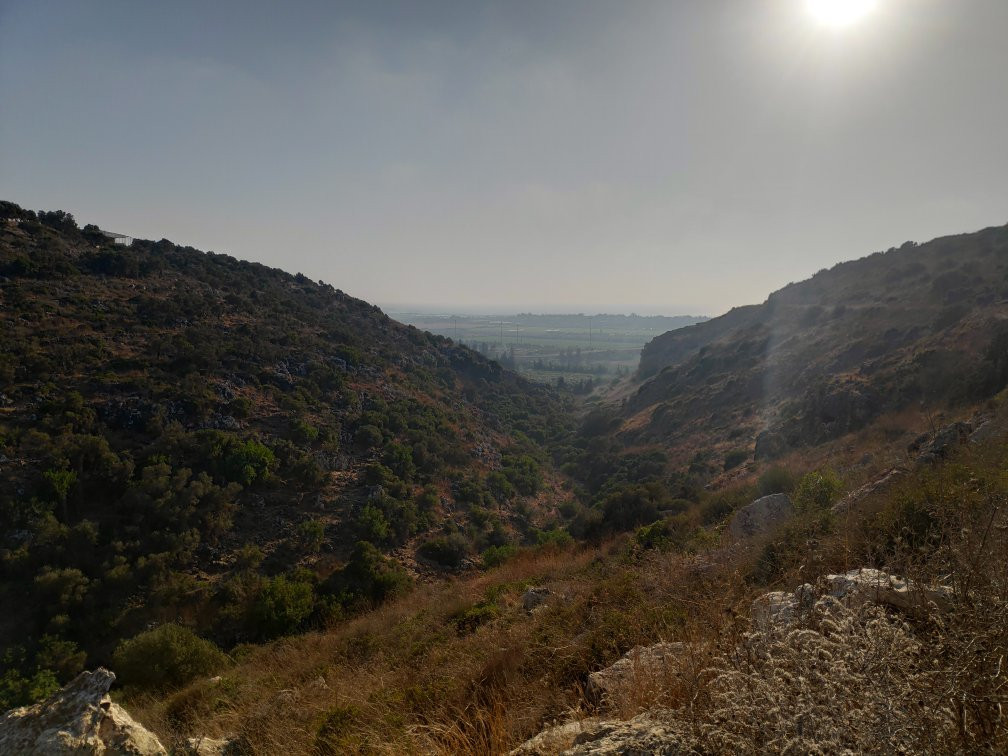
[806,0,878,28]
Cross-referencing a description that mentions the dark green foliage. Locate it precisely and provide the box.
[326,542,411,610]
[481,544,518,567]
[251,575,316,639]
[635,514,699,551]
[793,468,843,511]
[112,624,229,692]
[599,483,669,534]
[418,534,470,569]
[0,202,568,705]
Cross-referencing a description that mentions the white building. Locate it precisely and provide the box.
[99,229,133,246]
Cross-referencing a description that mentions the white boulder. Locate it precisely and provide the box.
[0,668,166,755]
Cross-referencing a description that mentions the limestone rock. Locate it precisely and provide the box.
[832,467,906,515]
[184,736,233,756]
[561,711,694,755]
[916,421,971,463]
[522,586,552,612]
[587,643,686,707]
[754,430,786,460]
[751,584,815,631]
[727,493,793,539]
[509,719,601,755]
[0,668,167,755]
[825,568,953,613]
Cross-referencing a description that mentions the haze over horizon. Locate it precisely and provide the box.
[2,0,1007,315]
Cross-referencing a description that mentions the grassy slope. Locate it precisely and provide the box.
[132,407,1008,754]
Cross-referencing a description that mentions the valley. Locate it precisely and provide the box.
[1,204,1007,754]
[390,312,708,388]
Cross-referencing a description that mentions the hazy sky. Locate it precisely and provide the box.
[2,1,1006,315]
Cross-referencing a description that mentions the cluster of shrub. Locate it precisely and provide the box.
[0,203,570,709]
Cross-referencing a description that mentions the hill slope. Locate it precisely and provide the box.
[624,224,1008,464]
[0,202,571,702]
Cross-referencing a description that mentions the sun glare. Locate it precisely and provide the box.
[807,0,878,28]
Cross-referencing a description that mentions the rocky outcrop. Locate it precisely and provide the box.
[587,643,686,708]
[727,493,793,539]
[517,566,964,754]
[511,712,693,755]
[0,668,167,755]
[825,567,953,613]
[509,720,601,755]
[752,568,953,631]
[831,467,906,515]
[753,429,787,460]
[562,712,694,755]
[183,735,238,756]
[522,586,552,612]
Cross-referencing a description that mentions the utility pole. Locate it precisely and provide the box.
[588,316,592,349]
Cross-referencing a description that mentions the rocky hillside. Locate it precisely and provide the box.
[0,202,571,709]
[626,224,1008,464]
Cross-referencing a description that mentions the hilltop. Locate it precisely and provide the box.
[621,224,1008,468]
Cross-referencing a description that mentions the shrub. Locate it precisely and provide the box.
[297,519,326,553]
[112,624,228,691]
[418,534,470,569]
[221,439,276,486]
[723,448,749,471]
[600,483,667,533]
[481,544,518,568]
[251,575,315,639]
[757,466,796,497]
[330,541,411,608]
[535,528,573,548]
[793,468,843,511]
[354,424,383,450]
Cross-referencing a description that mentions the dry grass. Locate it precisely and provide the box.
[127,436,1008,755]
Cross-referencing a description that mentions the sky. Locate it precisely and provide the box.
[1,0,1006,316]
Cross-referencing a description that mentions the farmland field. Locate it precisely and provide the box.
[390,312,708,387]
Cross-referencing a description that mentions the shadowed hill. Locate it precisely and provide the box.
[626,224,1008,463]
[0,202,571,704]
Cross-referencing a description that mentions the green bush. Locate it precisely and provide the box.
[793,468,843,511]
[354,424,383,450]
[328,541,411,609]
[251,575,316,639]
[757,466,797,497]
[418,534,470,569]
[481,544,518,568]
[112,624,229,691]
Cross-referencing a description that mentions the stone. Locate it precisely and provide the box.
[184,736,233,756]
[825,568,953,613]
[587,643,686,707]
[509,720,601,755]
[522,586,552,612]
[969,420,997,444]
[831,467,905,515]
[562,711,695,755]
[0,668,167,755]
[917,421,971,463]
[728,493,793,539]
[754,430,786,460]
[751,584,815,631]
